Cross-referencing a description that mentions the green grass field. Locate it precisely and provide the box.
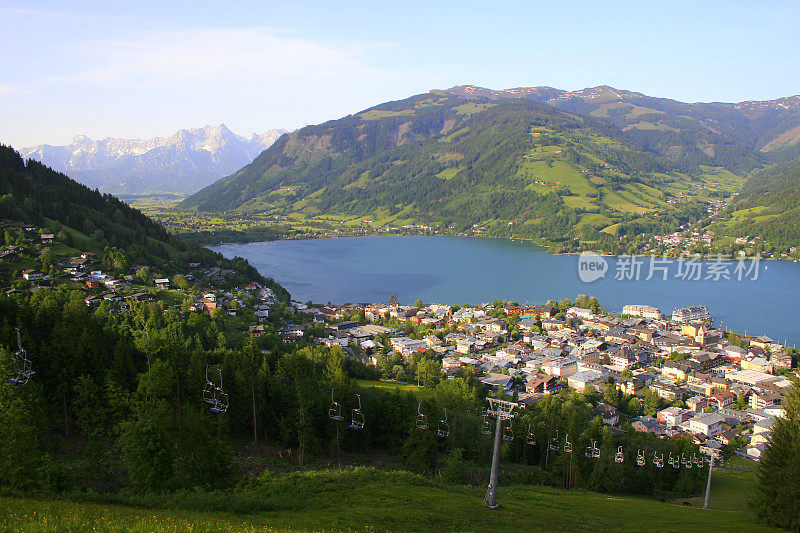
[0,464,774,532]
[355,379,433,398]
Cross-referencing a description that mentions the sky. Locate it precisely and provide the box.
[1,0,799,147]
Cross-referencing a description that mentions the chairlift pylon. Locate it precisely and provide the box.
[328,389,344,421]
[349,394,364,430]
[436,408,449,438]
[416,402,428,430]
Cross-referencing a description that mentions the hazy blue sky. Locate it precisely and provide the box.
[2,0,798,147]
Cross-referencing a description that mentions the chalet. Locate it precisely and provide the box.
[689,412,725,437]
[750,335,774,350]
[21,269,43,281]
[631,416,660,434]
[741,357,774,374]
[714,429,739,446]
[40,233,54,243]
[650,380,680,402]
[128,292,154,302]
[595,403,619,426]
[614,376,642,395]
[712,391,736,409]
[750,390,783,410]
[657,406,691,428]
[84,295,101,307]
[661,360,693,381]
[770,351,792,370]
[541,318,566,331]
[723,344,747,361]
[154,278,170,289]
[566,307,594,320]
[525,374,560,394]
[686,395,708,412]
[249,325,265,338]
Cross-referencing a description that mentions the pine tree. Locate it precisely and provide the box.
[752,379,800,529]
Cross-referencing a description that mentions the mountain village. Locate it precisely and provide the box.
[5,220,790,468]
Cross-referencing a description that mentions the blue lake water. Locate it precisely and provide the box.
[210,236,800,346]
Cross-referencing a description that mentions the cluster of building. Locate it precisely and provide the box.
[311,299,794,461]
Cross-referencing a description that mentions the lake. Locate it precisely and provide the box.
[210,236,800,346]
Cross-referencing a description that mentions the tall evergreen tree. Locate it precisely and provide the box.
[752,379,800,530]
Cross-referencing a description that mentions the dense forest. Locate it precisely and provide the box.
[0,290,707,500]
[719,156,800,249]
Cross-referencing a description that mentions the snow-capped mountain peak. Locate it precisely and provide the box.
[18,125,287,195]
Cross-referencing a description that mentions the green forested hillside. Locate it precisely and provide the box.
[180,92,743,247]
[449,85,800,165]
[709,156,800,249]
[0,145,278,289]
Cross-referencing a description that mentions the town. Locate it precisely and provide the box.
[4,220,792,467]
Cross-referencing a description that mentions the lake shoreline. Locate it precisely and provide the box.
[209,236,800,345]
[205,232,789,262]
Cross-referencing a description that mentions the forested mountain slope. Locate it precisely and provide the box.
[180,92,742,245]
[0,145,284,294]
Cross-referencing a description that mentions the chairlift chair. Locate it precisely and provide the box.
[693,454,704,468]
[209,390,229,414]
[481,412,492,435]
[563,434,572,453]
[502,422,513,442]
[586,440,600,458]
[654,452,664,468]
[636,449,646,467]
[681,453,692,469]
[614,445,624,463]
[203,366,222,404]
[526,424,536,446]
[8,328,34,385]
[668,452,679,469]
[436,408,449,438]
[349,394,364,430]
[416,402,428,430]
[548,430,559,451]
[328,389,344,421]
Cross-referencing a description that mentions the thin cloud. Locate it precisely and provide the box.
[0,83,23,95]
[54,27,397,88]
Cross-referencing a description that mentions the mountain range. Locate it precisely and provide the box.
[19,124,287,195]
[176,85,800,250]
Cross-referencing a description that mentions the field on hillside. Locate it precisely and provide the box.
[0,464,774,532]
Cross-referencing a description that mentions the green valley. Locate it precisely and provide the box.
[173,88,775,253]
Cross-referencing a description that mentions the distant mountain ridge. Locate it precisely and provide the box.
[444,85,800,162]
[19,124,287,195]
